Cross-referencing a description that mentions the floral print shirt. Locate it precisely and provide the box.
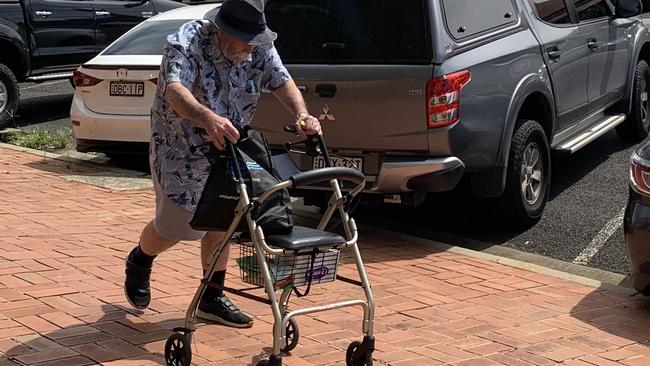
[150,19,290,212]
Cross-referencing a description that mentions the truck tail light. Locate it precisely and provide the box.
[630,152,650,196]
[426,70,471,128]
[72,70,103,88]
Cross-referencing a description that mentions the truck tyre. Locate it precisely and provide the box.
[616,60,650,142]
[0,63,19,129]
[499,120,551,228]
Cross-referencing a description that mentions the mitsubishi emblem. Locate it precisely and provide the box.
[319,104,335,121]
[116,68,128,80]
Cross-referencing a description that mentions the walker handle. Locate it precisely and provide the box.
[283,125,332,167]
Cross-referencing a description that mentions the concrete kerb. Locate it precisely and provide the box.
[0,142,153,190]
[293,207,636,296]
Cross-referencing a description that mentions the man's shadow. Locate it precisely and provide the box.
[569,286,650,347]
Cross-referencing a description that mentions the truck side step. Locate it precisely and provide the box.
[552,114,626,156]
[26,73,73,83]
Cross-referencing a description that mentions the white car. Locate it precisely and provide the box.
[70,4,218,157]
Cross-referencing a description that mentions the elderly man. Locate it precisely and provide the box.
[123,0,321,328]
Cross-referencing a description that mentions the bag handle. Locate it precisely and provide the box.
[292,249,318,298]
[226,142,244,182]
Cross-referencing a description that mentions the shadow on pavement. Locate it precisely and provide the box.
[13,95,73,128]
[0,303,272,366]
[550,132,636,201]
[570,287,650,346]
[0,304,173,365]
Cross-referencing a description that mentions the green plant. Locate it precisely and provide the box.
[7,128,72,151]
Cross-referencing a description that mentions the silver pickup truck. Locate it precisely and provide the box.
[254,0,650,227]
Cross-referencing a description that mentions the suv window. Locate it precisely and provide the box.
[102,19,189,55]
[574,0,610,21]
[265,0,429,64]
[442,0,517,40]
[532,0,572,24]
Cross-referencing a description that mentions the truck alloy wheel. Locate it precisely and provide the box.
[0,79,7,115]
[0,63,19,129]
[520,141,544,205]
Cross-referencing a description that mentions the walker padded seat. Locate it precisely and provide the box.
[266,225,346,250]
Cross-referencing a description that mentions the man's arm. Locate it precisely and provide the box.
[272,79,321,135]
[165,82,239,150]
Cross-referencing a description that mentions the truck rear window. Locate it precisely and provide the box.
[103,20,189,56]
[442,0,518,40]
[265,0,430,64]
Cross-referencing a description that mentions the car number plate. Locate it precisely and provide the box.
[109,81,144,97]
[313,156,363,171]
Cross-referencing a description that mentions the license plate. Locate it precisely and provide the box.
[313,156,363,171]
[109,81,144,97]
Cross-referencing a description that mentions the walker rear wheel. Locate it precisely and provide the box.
[346,340,373,366]
[281,318,300,352]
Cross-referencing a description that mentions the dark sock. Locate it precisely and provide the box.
[203,270,225,299]
[130,245,156,268]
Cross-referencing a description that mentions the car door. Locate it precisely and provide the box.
[574,0,633,111]
[90,0,155,52]
[529,0,590,130]
[25,0,96,73]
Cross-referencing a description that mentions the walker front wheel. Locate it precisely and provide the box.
[165,333,192,366]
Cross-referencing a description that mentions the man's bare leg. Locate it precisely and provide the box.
[124,221,180,309]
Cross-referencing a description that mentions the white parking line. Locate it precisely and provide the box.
[20,80,69,91]
[573,206,626,265]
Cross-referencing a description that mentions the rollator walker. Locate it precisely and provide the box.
[163,130,376,366]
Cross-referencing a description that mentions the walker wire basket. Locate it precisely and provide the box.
[236,241,340,290]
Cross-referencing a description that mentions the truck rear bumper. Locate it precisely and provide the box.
[372,157,464,193]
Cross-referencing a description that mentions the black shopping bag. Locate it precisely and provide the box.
[189,128,293,235]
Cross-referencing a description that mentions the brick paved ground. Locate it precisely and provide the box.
[1,146,650,366]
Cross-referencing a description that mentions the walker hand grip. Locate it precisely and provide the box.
[289,167,365,188]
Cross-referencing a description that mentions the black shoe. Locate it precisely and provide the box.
[197,295,253,328]
[124,248,152,309]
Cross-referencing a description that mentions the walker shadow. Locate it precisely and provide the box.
[0,303,290,366]
[0,304,178,366]
[569,286,650,346]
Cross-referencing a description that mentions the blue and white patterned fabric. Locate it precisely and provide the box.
[149,19,290,212]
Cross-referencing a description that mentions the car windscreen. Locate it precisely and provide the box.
[265,0,430,64]
[102,19,191,56]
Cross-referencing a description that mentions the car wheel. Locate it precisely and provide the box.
[0,63,19,130]
[499,119,551,228]
[616,60,650,142]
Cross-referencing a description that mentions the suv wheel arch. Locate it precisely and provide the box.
[471,89,554,198]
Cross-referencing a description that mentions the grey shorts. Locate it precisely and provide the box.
[152,176,207,241]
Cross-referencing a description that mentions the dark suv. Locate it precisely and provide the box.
[254,0,649,227]
[0,0,184,128]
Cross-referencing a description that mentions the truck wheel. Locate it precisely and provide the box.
[499,120,551,228]
[0,63,19,130]
[616,60,650,142]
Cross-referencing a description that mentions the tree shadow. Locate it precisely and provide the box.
[569,286,650,347]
